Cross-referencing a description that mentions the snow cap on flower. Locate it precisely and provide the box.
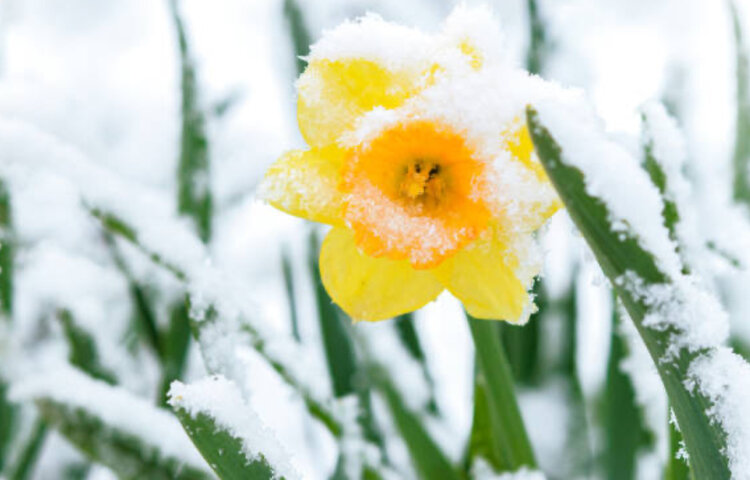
[260,6,566,323]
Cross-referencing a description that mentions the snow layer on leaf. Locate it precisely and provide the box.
[168,375,299,480]
[535,99,683,278]
[9,365,208,471]
[687,348,750,480]
[616,272,729,356]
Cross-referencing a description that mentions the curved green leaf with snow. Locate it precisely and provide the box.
[169,376,297,480]
[526,101,750,479]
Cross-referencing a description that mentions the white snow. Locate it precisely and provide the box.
[168,375,299,480]
[9,365,209,473]
[534,98,684,279]
[687,348,750,480]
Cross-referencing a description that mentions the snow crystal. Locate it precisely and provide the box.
[616,271,729,356]
[168,375,299,480]
[535,98,684,278]
[9,365,208,472]
[687,348,750,480]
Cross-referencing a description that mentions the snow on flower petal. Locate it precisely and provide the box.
[260,6,565,322]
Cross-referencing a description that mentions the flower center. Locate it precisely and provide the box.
[400,160,445,206]
[341,120,491,268]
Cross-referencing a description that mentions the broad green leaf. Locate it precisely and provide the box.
[466,315,536,470]
[170,0,212,243]
[378,376,460,480]
[527,106,731,479]
[57,310,117,385]
[731,0,750,205]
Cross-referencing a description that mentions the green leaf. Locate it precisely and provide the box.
[281,246,301,342]
[307,230,386,457]
[308,231,358,398]
[527,106,731,479]
[5,419,47,480]
[174,410,275,480]
[92,210,345,438]
[57,310,118,385]
[466,315,536,471]
[601,305,654,480]
[525,0,550,75]
[465,370,504,471]
[378,376,460,480]
[24,371,212,480]
[170,0,213,243]
[158,299,192,405]
[170,380,278,480]
[283,0,312,76]
[731,0,750,205]
[0,179,13,318]
[665,414,691,480]
[394,313,440,415]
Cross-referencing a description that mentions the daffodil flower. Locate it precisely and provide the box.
[261,6,563,322]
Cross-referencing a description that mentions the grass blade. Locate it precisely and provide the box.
[169,377,291,480]
[308,231,358,398]
[57,310,118,385]
[378,375,460,480]
[170,0,213,243]
[731,0,750,205]
[12,368,212,480]
[5,419,47,480]
[527,105,731,479]
[600,306,653,480]
[281,246,301,342]
[283,0,312,76]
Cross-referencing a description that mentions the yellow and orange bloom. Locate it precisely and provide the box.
[261,7,562,322]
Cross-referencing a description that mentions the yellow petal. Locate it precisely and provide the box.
[259,146,345,226]
[319,228,444,321]
[297,59,422,147]
[433,234,531,322]
[503,123,563,231]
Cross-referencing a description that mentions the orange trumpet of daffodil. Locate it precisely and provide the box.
[261,7,562,322]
